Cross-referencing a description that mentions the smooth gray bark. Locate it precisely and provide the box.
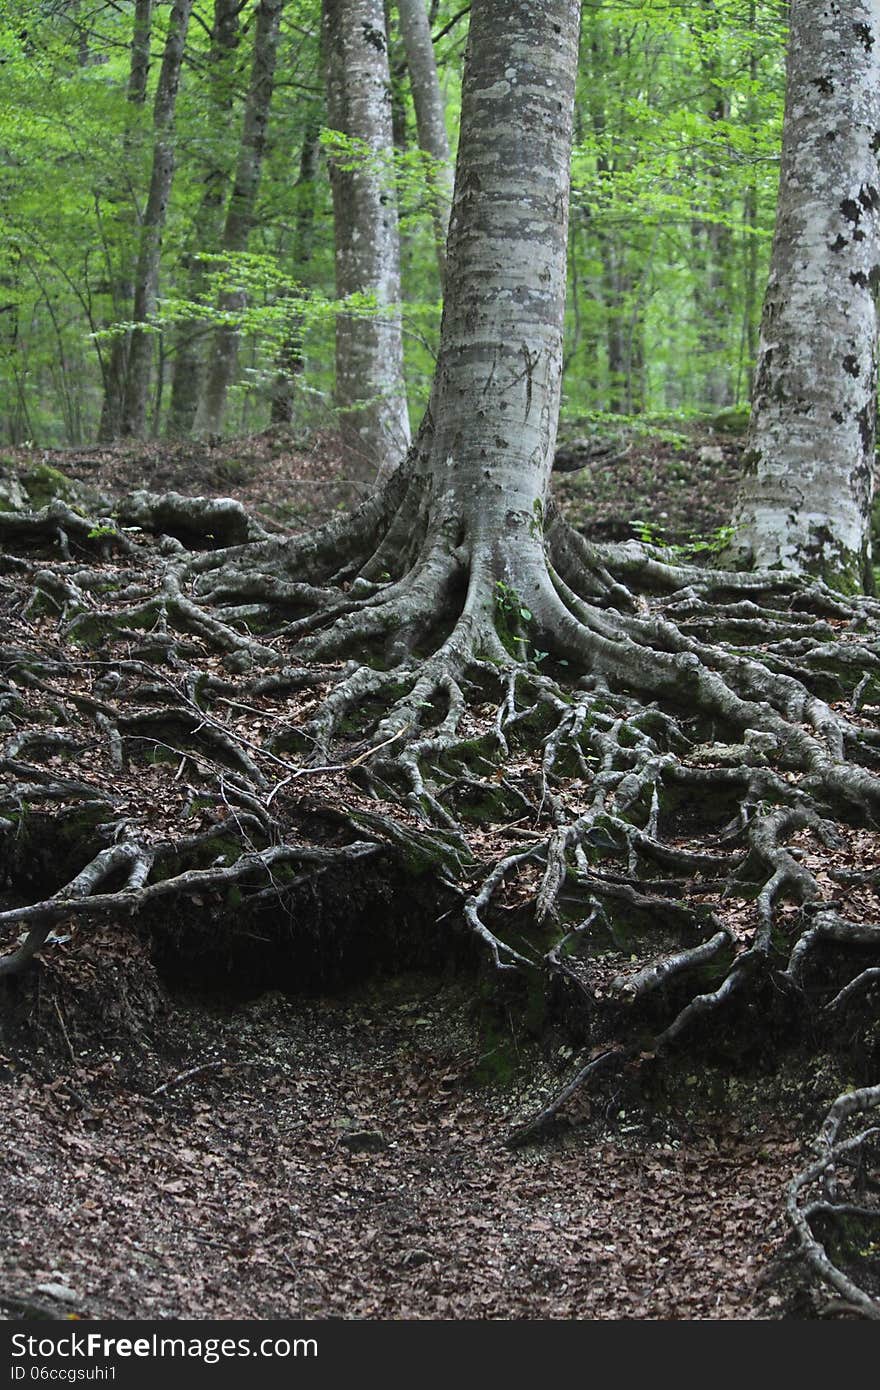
[396,0,453,285]
[423,0,581,600]
[323,0,411,477]
[728,0,880,591]
[195,0,285,437]
[121,0,194,439]
[166,0,242,440]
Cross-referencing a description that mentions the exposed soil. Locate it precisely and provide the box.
[1,957,809,1321]
[0,419,875,1322]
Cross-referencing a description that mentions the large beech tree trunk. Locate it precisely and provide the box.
[728,0,880,591]
[323,0,411,477]
[195,0,285,438]
[396,0,453,286]
[412,0,580,633]
[121,0,194,440]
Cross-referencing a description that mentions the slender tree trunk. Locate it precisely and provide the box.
[323,0,411,477]
[690,3,734,409]
[692,213,734,410]
[121,0,194,439]
[269,121,321,426]
[584,23,645,417]
[386,1,410,152]
[396,0,453,286]
[97,0,153,441]
[166,0,242,439]
[195,0,285,438]
[735,0,760,407]
[602,244,643,415]
[728,0,880,592]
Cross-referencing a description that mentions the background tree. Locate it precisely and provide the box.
[121,0,195,439]
[323,0,412,475]
[268,118,322,425]
[727,0,880,591]
[194,0,286,437]
[96,0,154,442]
[165,0,244,440]
[397,0,454,286]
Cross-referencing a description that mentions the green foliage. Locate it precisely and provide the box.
[634,519,737,562]
[0,0,785,444]
[564,0,785,419]
[494,580,532,627]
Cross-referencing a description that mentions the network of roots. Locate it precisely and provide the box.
[1,474,879,1316]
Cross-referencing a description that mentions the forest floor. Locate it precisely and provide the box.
[0,413,745,552]
[0,417,873,1321]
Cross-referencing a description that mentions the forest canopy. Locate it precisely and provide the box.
[0,0,786,445]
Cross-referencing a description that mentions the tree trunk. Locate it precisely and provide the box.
[323,0,411,477]
[269,121,321,426]
[736,0,760,406]
[195,0,285,438]
[690,1,735,410]
[728,0,880,592]
[602,245,644,416]
[97,0,153,442]
[396,0,453,286]
[166,0,242,440]
[411,0,580,633]
[121,0,194,440]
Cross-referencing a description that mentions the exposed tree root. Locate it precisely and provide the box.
[786,1083,880,1318]
[2,467,880,1314]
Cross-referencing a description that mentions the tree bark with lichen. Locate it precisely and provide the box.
[728,0,880,592]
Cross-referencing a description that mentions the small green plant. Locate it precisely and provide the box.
[633,520,668,548]
[494,579,532,625]
[632,521,736,563]
[493,581,564,669]
[687,524,735,558]
[87,523,119,541]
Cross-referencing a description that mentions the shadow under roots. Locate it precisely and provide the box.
[147,850,476,999]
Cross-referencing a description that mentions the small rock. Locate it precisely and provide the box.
[0,472,26,511]
[36,1282,80,1305]
[339,1128,387,1153]
[698,445,725,465]
[744,728,778,751]
[223,650,253,674]
[401,1249,433,1268]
